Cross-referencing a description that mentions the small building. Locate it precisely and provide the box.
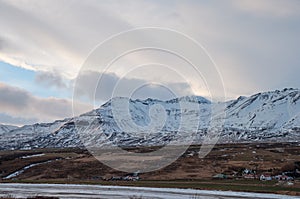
[260,174,272,181]
[243,169,252,175]
[111,176,122,181]
[213,174,227,179]
[123,175,140,181]
[274,175,293,181]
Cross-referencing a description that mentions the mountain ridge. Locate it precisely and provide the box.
[0,88,299,150]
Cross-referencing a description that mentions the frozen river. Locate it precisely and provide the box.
[0,183,298,199]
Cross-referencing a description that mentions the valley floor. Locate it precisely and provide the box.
[0,143,300,196]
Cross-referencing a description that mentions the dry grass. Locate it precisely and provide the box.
[0,143,300,195]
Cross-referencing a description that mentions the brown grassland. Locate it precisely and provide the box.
[0,142,300,196]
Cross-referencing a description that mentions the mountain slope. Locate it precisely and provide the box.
[0,88,299,150]
[0,124,18,134]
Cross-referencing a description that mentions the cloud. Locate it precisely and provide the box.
[0,83,31,110]
[0,0,131,78]
[0,113,38,126]
[230,0,300,18]
[0,0,299,103]
[0,70,194,126]
[74,71,193,103]
[0,82,91,125]
[35,71,68,89]
[0,37,4,50]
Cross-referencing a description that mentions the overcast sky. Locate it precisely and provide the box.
[0,0,299,126]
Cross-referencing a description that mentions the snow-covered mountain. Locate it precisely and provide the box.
[0,88,299,150]
[0,124,18,134]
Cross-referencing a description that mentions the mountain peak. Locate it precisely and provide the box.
[166,96,211,104]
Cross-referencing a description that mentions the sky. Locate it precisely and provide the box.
[0,0,300,126]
